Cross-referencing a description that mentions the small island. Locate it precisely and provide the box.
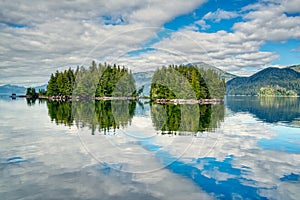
[150,64,226,104]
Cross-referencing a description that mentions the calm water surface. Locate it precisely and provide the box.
[0,96,299,200]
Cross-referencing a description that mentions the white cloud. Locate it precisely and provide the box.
[0,0,206,86]
[195,19,210,30]
[234,4,300,42]
[203,9,239,22]
[0,0,299,84]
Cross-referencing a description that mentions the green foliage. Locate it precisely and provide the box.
[47,101,74,126]
[47,68,75,96]
[227,67,300,96]
[199,68,226,99]
[38,89,47,96]
[150,65,225,100]
[46,62,136,98]
[95,64,136,97]
[26,87,38,98]
[258,85,298,97]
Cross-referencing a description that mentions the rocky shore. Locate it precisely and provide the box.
[153,98,223,104]
[38,95,139,101]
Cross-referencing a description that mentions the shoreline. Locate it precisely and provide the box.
[21,95,223,105]
[153,98,223,105]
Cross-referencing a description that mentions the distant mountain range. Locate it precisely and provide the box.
[227,66,300,95]
[1,63,299,97]
[0,84,47,95]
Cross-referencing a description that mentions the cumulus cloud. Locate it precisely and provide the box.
[0,0,299,85]
[0,0,205,86]
[234,3,300,42]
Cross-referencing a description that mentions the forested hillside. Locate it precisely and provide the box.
[226,68,300,96]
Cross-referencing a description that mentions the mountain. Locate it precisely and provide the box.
[0,84,26,95]
[187,62,237,82]
[0,84,48,95]
[226,67,300,95]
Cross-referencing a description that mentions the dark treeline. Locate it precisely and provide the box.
[150,65,226,100]
[46,61,137,98]
[151,103,225,134]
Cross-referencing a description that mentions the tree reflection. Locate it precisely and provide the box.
[45,100,224,135]
[46,100,136,134]
[151,103,225,135]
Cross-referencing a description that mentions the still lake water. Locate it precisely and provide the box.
[0,96,299,200]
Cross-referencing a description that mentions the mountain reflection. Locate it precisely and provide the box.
[226,96,300,124]
[45,100,224,135]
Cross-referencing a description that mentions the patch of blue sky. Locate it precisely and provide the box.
[284,12,300,17]
[260,39,300,66]
[164,0,256,31]
[127,47,156,57]
[258,125,300,153]
[1,22,27,29]
[102,15,126,26]
[280,173,300,182]
[196,17,243,33]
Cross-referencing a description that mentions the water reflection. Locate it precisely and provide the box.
[151,103,224,134]
[45,100,224,135]
[226,96,300,124]
[1,96,299,199]
[46,100,136,134]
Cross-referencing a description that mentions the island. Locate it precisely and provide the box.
[150,64,226,104]
[26,61,142,101]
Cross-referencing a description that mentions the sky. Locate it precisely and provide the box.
[0,0,300,86]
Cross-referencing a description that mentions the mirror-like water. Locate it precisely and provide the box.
[1,96,299,199]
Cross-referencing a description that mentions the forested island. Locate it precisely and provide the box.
[27,61,141,100]
[150,64,226,103]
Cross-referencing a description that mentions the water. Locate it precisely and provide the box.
[0,96,299,199]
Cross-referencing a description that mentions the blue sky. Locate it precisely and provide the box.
[0,0,299,86]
